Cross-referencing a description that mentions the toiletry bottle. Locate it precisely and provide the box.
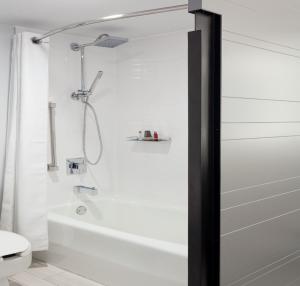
[144,130,152,141]
[154,131,158,141]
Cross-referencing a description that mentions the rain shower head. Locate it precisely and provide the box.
[94,34,128,48]
[71,34,128,51]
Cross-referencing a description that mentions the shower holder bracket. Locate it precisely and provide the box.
[48,164,59,171]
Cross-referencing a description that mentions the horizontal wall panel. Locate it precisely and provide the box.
[223,41,300,102]
[221,176,300,209]
[221,33,300,286]
[245,256,300,286]
[222,123,300,141]
[221,190,300,234]
[221,211,300,286]
[223,251,300,286]
[221,137,300,192]
[222,97,300,123]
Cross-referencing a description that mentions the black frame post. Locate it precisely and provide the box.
[188,7,222,286]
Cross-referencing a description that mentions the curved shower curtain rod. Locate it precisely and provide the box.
[32,4,188,44]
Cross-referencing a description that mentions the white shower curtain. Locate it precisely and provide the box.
[0,32,49,250]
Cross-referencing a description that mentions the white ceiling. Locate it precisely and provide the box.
[0,0,299,48]
[0,0,192,37]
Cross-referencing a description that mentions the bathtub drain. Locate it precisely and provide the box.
[76,205,87,215]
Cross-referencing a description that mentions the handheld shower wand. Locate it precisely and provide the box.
[70,46,104,165]
[89,71,103,94]
[70,34,128,165]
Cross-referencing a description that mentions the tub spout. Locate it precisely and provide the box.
[73,185,98,196]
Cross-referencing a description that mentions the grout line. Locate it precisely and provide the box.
[239,255,300,286]
[221,188,300,212]
[223,95,300,103]
[222,134,300,141]
[222,175,300,194]
[223,38,300,60]
[225,250,300,286]
[221,208,300,237]
[223,29,300,52]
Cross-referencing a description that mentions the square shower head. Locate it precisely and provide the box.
[94,35,128,48]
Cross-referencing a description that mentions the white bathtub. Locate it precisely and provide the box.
[35,198,188,286]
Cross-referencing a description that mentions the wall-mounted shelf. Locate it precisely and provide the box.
[126,136,171,142]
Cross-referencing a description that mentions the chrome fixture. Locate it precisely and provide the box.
[70,34,128,50]
[48,102,59,171]
[71,71,103,102]
[31,4,187,44]
[71,34,127,165]
[66,157,87,175]
[73,185,98,196]
[76,205,87,215]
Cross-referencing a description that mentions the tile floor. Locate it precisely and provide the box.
[9,259,105,286]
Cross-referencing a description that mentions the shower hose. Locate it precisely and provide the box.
[83,99,103,165]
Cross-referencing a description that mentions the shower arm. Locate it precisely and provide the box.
[31,4,188,44]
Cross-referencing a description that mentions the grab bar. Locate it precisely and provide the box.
[48,102,59,171]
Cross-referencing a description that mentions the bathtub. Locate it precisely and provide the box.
[35,198,188,286]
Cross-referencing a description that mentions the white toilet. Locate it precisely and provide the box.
[0,231,32,286]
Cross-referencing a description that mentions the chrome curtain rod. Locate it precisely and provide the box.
[32,4,188,44]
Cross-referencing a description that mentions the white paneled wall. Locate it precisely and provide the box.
[221,31,300,286]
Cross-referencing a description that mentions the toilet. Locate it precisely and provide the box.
[0,231,32,286]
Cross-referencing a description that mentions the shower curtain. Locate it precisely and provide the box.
[0,32,49,250]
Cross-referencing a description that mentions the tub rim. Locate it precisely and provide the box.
[48,209,188,258]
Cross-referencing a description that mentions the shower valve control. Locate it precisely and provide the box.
[66,157,87,175]
[71,90,90,102]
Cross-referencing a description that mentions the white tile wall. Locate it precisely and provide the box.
[47,30,189,209]
[113,31,188,207]
[47,33,118,207]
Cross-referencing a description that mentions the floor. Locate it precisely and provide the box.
[9,259,105,286]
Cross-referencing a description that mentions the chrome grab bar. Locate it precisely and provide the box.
[48,102,59,171]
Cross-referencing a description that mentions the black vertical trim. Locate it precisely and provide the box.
[188,10,221,286]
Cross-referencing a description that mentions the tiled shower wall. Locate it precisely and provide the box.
[113,31,188,207]
[47,30,189,209]
[47,33,118,206]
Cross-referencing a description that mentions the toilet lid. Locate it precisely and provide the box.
[0,231,30,257]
